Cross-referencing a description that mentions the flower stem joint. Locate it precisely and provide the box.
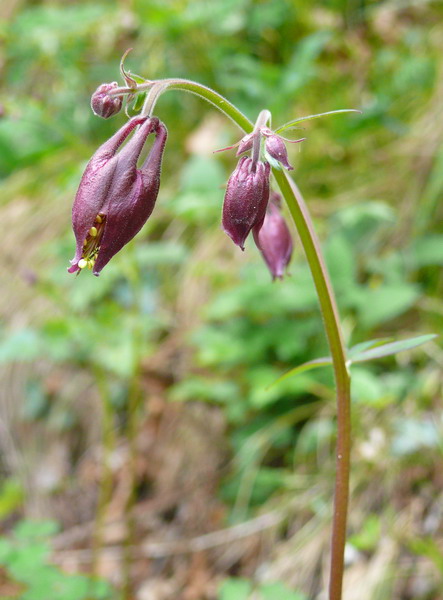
[68,115,167,276]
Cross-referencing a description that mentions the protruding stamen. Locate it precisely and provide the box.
[76,214,106,275]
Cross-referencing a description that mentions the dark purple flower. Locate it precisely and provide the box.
[222,156,270,250]
[68,115,167,275]
[91,82,123,119]
[253,194,293,279]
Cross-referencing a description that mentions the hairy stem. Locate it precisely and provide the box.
[128,77,352,599]
[251,109,271,170]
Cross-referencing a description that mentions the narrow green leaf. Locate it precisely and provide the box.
[267,335,435,389]
[275,109,361,134]
[351,334,437,363]
[130,72,149,84]
[269,357,333,388]
[348,338,393,359]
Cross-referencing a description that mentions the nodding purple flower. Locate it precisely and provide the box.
[91,82,123,119]
[253,194,293,280]
[68,115,167,276]
[222,156,271,250]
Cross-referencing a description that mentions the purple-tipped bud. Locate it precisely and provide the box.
[222,157,270,250]
[253,194,293,279]
[91,82,123,119]
[263,130,294,170]
[68,115,167,275]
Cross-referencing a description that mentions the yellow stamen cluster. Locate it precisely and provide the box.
[78,213,106,271]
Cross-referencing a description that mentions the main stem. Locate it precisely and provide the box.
[273,171,351,600]
[128,78,351,599]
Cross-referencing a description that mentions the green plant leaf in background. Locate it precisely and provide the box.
[0,479,24,520]
[218,578,253,600]
[268,357,333,389]
[0,520,115,600]
[259,582,307,600]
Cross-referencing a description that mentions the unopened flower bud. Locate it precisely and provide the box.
[235,133,254,156]
[262,129,294,170]
[68,115,167,275]
[222,156,270,250]
[253,194,293,279]
[91,82,123,119]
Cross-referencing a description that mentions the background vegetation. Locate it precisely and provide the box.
[1,0,442,598]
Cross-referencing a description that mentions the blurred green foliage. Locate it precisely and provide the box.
[0,521,113,600]
[1,0,443,597]
[218,577,307,600]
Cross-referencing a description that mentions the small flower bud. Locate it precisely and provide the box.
[263,130,294,170]
[69,115,167,275]
[222,157,270,250]
[91,82,123,119]
[253,194,293,279]
[235,133,254,156]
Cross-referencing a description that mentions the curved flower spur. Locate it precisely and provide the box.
[68,115,167,276]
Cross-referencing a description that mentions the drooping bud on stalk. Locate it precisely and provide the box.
[235,133,254,156]
[253,193,293,279]
[68,115,167,275]
[91,82,123,119]
[264,136,293,170]
[222,156,270,250]
[262,128,295,170]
